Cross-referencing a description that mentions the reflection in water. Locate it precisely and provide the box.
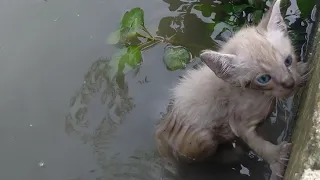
[65,57,135,141]
[64,58,172,180]
[157,0,262,55]
[158,0,313,60]
[64,0,317,179]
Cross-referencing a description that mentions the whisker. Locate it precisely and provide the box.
[276,97,285,105]
[304,66,314,76]
[284,107,287,122]
[275,98,278,115]
[299,64,314,86]
[298,61,314,75]
[265,96,276,119]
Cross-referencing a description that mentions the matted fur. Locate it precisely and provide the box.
[155,0,310,179]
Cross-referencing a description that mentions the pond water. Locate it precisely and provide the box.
[0,0,317,180]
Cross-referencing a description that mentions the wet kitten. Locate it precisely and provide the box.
[155,0,310,179]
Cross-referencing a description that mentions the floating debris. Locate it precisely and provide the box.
[38,161,45,167]
[54,17,60,22]
[240,164,250,176]
[29,124,33,127]
[232,142,236,148]
[137,76,150,84]
[248,151,255,159]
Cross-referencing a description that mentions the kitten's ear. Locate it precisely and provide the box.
[259,0,287,33]
[200,50,237,81]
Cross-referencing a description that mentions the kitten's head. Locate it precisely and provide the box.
[200,0,303,98]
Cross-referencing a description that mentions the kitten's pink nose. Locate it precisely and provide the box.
[280,76,295,89]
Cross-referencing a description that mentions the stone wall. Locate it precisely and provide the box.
[284,11,320,180]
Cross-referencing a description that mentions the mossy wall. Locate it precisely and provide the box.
[284,13,320,180]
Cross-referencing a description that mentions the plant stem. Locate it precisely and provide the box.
[141,26,154,39]
[137,33,154,41]
[137,39,162,51]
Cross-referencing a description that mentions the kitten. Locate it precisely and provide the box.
[155,0,310,179]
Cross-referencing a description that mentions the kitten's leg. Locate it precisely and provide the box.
[155,117,218,162]
[237,126,291,180]
[174,126,218,162]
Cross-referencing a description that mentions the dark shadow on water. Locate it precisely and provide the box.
[65,57,166,180]
[64,0,317,179]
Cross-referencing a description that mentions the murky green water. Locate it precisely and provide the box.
[0,0,317,180]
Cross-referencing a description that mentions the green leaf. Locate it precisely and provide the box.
[248,0,254,5]
[106,8,146,44]
[114,7,153,43]
[194,4,214,17]
[207,22,216,32]
[106,29,121,44]
[233,4,252,13]
[110,46,142,77]
[202,4,214,17]
[123,19,140,40]
[222,3,233,14]
[119,27,137,42]
[163,45,191,71]
[194,5,202,11]
[126,46,142,67]
[120,7,144,29]
[109,48,127,77]
[297,0,316,19]
[253,10,263,24]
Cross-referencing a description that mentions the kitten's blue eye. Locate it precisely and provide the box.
[256,74,271,84]
[285,55,292,67]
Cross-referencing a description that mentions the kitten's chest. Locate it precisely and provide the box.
[234,95,275,120]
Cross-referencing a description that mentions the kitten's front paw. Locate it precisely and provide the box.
[269,142,292,180]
